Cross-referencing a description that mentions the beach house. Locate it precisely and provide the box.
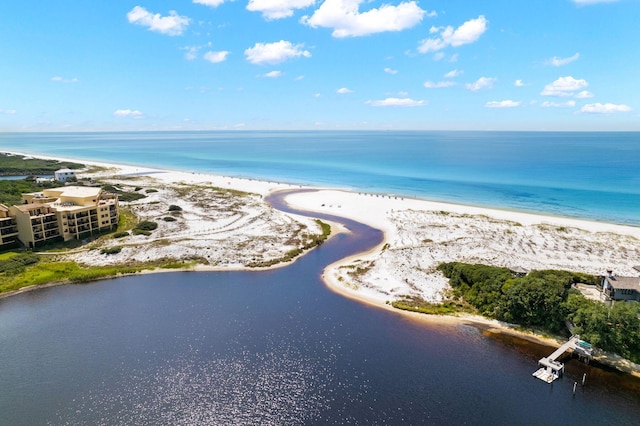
[601,271,640,302]
[54,168,77,182]
[8,186,119,248]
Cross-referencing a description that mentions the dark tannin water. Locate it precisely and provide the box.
[0,194,639,425]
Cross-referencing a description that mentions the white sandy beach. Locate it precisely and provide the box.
[5,152,640,374]
[7,151,640,305]
[284,189,640,306]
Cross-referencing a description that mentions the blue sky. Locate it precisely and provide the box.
[1,0,639,131]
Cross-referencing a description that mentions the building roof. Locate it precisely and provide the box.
[44,186,101,199]
[605,276,640,291]
[0,204,9,213]
[13,203,52,214]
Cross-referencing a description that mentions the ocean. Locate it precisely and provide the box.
[1,131,638,225]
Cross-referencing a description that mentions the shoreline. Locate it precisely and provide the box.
[2,151,640,377]
[4,148,638,229]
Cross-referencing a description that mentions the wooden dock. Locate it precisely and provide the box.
[532,335,592,383]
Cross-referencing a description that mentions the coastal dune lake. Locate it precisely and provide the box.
[1,196,639,425]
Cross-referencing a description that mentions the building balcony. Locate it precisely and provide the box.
[0,223,17,231]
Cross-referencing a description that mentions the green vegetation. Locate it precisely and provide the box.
[0,153,83,176]
[100,246,122,255]
[145,188,158,193]
[113,231,129,238]
[392,297,465,315]
[116,208,137,233]
[0,179,65,206]
[565,293,640,362]
[0,252,40,275]
[248,219,331,268]
[0,259,145,293]
[168,204,182,211]
[435,262,640,362]
[163,216,177,222]
[135,220,158,231]
[132,220,158,236]
[101,185,146,202]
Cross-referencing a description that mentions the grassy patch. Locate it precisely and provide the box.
[0,153,83,176]
[116,208,137,232]
[101,185,147,202]
[391,296,468,316]
[0,260,145,293]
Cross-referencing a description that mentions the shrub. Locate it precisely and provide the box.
[146,188,158,193]
[168,204,183,212]
[132,229,151,236]
[163,216,177,222]
[113,231,129,238]
[101,246,122,255]
[0,253,40,274]
[135,220,158,231]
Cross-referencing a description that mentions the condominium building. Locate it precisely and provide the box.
[0,204,19,247]
[7,186,119,249]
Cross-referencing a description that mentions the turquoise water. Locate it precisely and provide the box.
[1,131,638,225]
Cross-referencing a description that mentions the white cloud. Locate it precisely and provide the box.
[183,46,199,60]
[581,103,631,113]
[546,52,580,67]
[573,0,618,5]
[418,15,488,53]
[366,97,425,107]
[0,109,17,114]
[444,69,463,78]
[247,0,315,20]
[541,76,588,96]
[337,87,353,94]
[127,6,190,36]
[295,75,305,80]
[514,79,525,87]
[204,50,229,63]
[541,100,576,108]
[301,0,427,38]
[193,0,227,7]
[424,80,456,88]
[485,100,521,108]
[384,67,398,74]
[113,109,144,118]
[244,40,311,65]
[575,90,594,99]
[51,76,79,83]
[465,77,496,91]
[264,70,283,78]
